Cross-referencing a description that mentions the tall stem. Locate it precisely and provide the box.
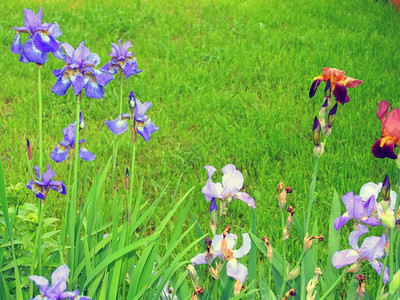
[279,209,287,297]
[305,157,320,233]
[38,66,43,171]
[119,71,123,115]
[69,92,81,278]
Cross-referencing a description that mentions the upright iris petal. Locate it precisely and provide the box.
[101,39,142,78]
[11,7,62,64]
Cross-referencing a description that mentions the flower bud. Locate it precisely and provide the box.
[324,125,331,137]
[347,260,362,273]
[356,274,366,297]
[79,112,85,129]
[312,117,321,146]
[319,99,328,120]
[324,78,332,98]
[262,236,273,263]
[279,190,287,210]
[390,269,400,295]
[27,138,32,161]
[125,168,129,190]
[282,288,296,300]
[187,265,199,289]
[381,174,390,201]
[128,91,136,110]
[283,226,289,241]
[381,210,395,228]
[313,143,324,158]
[285,265,300,280]
[327,103,338,127]
[277,182,285,192]
[234,279,242,296]
[209,198,218,235]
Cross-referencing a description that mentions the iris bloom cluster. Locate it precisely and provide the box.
[30,265,90,299]
[101,39,142,78]
[50,112,95,163]
[332,177,397,282]
[105,91,158,142]
[372,100,400,160]
[309,67,363,104]
[52,42,114,99]
[11,7,64,64]
[202,164,255,216]
[26,164,66,201]
[191,229,251,285]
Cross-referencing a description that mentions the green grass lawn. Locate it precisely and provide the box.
[1,0,400,297]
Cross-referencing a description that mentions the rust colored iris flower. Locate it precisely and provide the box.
[372,100,400,160]
[309,67,363,104]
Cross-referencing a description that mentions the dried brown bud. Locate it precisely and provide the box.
[356,274,366,296]
[234,279,242,296]
[277,182,285,191]
[205,236,212,247]
[347,261,362,273]
[315,268,322,276]
[283,226,290,241]
[282,288,296,299]
[279,191,287,210]
[223,226,231,237]
[285,187,293,193]
[262,236,273,263]
[287,205,295,215]
[262,236,270,246]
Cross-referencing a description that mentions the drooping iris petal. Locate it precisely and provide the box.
[100,61,118,75]
[11,33,22,54]
[333,82,348,104]
[332,249,359,269]
[372,138,397,159]
[52,75,72,96]
[370,260,390,284]
[136,123,150,142]
[50,144,70,163]
[360,234,386,261]
[79,147,96,161]
[33,31,59,53]
[232,233,251,259]
[202,166,223,201]
[93,69,114,86]
[221,164,244,196]
[49,181,66,195]
[84,79,104,99]
[105,116,129,135]
[70,73,85,95]
[226,259,248,283]
[348,224,368,250]
[235,192,256,209]
[334,213,351,230]
[22,39,48,65]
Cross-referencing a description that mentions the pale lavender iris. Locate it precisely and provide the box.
[29,265,91,299]
[201,164,255,209]
[332,224,389,283]
[26,164,66,200]
[11,7,63,65]
[191,232,251,283]
[105,91,158,142]
[52,42,114,99]
[50,112,95,163]
[334,191,379,230]
[101,39,142,78]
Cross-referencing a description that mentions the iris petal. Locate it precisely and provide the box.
[105,116,129,135]
[33,31,59,53]
[372,138,397,159]
[84,79,104,99]
[50,144,70,163]
[79,147,96,161]
[52,75,72,96]
[11,33,22,54]
[22,39,48,64]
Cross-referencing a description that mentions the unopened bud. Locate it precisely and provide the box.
[324,125,331,137]
[285,265,300,280]
[283,226,289,241]
[279,190,287,210]
[79,112,85,129]
[313,143,324,157]
[381,174,391,201]
[27,138,32,161]
[381,210,395,228]
[319,99,328,120]
[306,268,322,300]
[347,260,362,273]
[286,205,295,228]
[187,265,199,289]
[125,168,129,190]
[324,79,332,98]
[209,198,218,235]
[327,103,338,127]
[312,117,321,146]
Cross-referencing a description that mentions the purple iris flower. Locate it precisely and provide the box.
[191,232,251,283]
[201,164,255,209]
[105,91,158,142]
[334,191,380,230]
[332,224,389,283]
[29,265,91,299]
[50,112,95,163]
[101,39,142,78]
[11,7,63,65]
[52,42,114,99]
[26,164,66,201]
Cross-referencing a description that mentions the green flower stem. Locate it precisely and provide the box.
[69,92,81,278]
[119,71,123,114]
[305,156,320,233]
[38,65,43,171]
[319,269,347,300]
[279,208,287,298]
[61,156,74,246]
[377,255,388,299]
[128,137,137,221]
